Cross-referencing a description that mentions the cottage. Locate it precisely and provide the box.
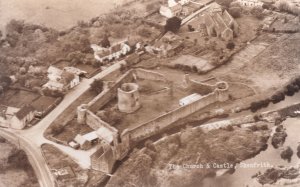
[160,4,183,18]
[0,106,20,127]
[179,0,190,5]
[74,134,92,150]
[10,105,36,129]
[160,0,183,18]
[82,131,99,144]
[43,66,80,91]
[92,42,131,63]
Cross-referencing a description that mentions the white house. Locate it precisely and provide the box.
[92,42,131,63]
[160,3,183,18]
[179,93,202,106]
[10,105,36,129]
[43,66,80,91]
[0,106,20,128]
[237,0,263,7]
[63,67,87,76]
[0,105,37,129]
[179,0,190,5]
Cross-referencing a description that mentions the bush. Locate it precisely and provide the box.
[215,0,233,8]
[90,79,104,94]
[278,0,300,15]
[0,136,6,143]
[145,140,156,152]
[51,125,64,135]
[271,91,285,104]
[260,124,269,130]
[293,77,300,87]
[137,27,152,38]
[226,41,235,50]
[253,114,261,122]
[165,17,182,33]
[251,7,265,20]
[280,146,293,162]
[250,102,260,112]
[6,19,25,34]
[8,148,31,169]
[224,125,234,131]
[192,65,198,73]
[248,125,259,131]
[146,2,159,12]
[284,84,297,96]
[228,7,242,18]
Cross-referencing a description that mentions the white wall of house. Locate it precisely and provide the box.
[179,0,190,5]
[69,76,80,89]
[0,117,10,128]
[94,43,131,62]
[10,111,35,130]
[160,6,174,18]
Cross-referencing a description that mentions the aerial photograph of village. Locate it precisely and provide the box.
[1,0,300,186]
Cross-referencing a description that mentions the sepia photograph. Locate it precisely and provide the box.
[0,0,300,186]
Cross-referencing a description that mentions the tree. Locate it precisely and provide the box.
[251,7,265,20]
[215,0,233,8]
[79,36,91,53]
[165,17,182,33]
[6,19,25,34]
[90,79,104,94]
[51,125,64,135]
[228,7,242,18]
[280,146,293,162]
[226,41,235,50]
[100,35,111,48]
[0,86,3,96]
[0,75,12,89]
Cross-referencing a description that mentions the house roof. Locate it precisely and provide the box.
[180,93,202,105]
[111,44,122,53]
[82,131,98,142]
[43,80,64,89]
[97,49,111,58]
[96,127,114,144]
[74,134,88,145]
[61,71,75,83]
[170,4,182,13]
[15,105,36,120]
[63,67,87,76]
[48,66,63,76]
[6,106,20,116]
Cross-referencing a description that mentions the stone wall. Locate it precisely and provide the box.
[86,110,118,133]
[88,70,135,113]
[126,88,227,143]
[134,68,168,82]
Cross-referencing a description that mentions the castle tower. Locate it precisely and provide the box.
[77,104,88,124]
[215,82,229,102]
[117,83,141,113]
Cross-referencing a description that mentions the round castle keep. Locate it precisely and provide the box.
[77,104,88,124]
[215,82,229,102]
[118,83,141,113]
